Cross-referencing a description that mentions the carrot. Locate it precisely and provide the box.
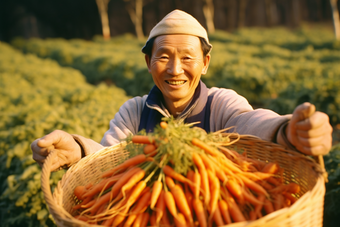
[269,182,300,194]
[262,162,280,174]
[82,174,122,199]
[253,194,265,219]
[192,198,207,227]
[273,193,284,211]
[143,143,157,155]
[237,174,269,196]
[110,167,141,199]
[163,165,188,184]
[200,153,216,173]
[139,212,150,227]
[184,186,193,212]
[149,212,157,226]
[241,187,263,206]
[187,170,201,199]
[155,190,166,224]
[164,190,177,218]
[121,168,146,197]
[171,184,193,223]
[130,190,151,215]
[249,210,257,221]
[225,178,244,204]
[74,185,86,200]
[113,207,129,226]
[263,198,275,215]
[223,188,246,222]
[160,121,168,129]
[150,181,163,209]
[207,169,220,214]
[101,215,115,226]
[282,192,298,205]
[218,200,231,224]
[101,154,146,178]
[131,135,155,144]
[191,138,219,157]
[88,191,112,215]
[215,167,228,185]
[192,153,210,207]
[212,206,225,226]
[165,176,175,190]
[125,180,147,209]
[174,213,187,227]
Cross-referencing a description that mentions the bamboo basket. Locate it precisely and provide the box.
[41,134,326,227]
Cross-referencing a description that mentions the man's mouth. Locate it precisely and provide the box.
[166,80,186,85]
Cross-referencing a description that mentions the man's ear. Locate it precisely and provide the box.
[145,55,151,73]
[201,54,211,75]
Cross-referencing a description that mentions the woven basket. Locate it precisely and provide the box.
[41,134,326,227]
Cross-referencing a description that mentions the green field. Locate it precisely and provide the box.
[1,25,340,226]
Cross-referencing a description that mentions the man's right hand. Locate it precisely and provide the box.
[31,130,82,171]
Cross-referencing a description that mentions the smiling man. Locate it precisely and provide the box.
[31,10,332,172]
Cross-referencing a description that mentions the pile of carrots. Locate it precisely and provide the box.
[71,120,301,226]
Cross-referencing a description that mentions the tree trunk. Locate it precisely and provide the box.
[202,0,215,33]
[96,0,111,40]
[125,0,144,40]
[330,0,340,40]
[238,0,247,28]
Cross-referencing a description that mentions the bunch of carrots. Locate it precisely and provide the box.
[71,119,301,226]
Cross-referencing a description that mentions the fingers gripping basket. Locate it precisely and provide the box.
[41,135,326,227]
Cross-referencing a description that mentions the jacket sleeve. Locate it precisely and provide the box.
[209,88,293,147]
[72,96,147,156]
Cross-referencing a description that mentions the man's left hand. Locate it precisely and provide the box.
[286,102,333,156]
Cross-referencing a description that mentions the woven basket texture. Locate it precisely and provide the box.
[41,134,325,227]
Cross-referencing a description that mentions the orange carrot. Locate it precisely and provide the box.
[192,153,210,207]
[191,138,218,157]
[165,176,175,190]
[121,168,146,197]
[139,212,150,227]
[282,192,298,205]
[226,178,244,204]
[223,189,246,222]
[113,207,129,226]
[262,162,280,174]
[263,198,275,215]
[174,213,187,227]
[192,198,207,227]
[110,167,141,199]
[218,200,232,224]
[155,190,166,224]
[273,193,284,211]
[200,153,216,173]
[171,184,193,223]
[125,180,147,209]
[163,165,188,184]
[207,169,220,214]
[150,181,163,209]
[143,144,157,155]
[269,182,300,194]
[237,174,269,196]
[101,155,146,178]
[131,190,151,214]
[101,215,115,226]
[184,186,193,212]
[82,174,122,199]
[164,190,177,218]
[212,206,225,226]
[241,187,263,206]
[131,135,155,144]
[215,167,228,185]
[249,210,257,221]
[149,212,157,226]
[254,194,265,218]
[74,185,86,200]
[160,121,168,129]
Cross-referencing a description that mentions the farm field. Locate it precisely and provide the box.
[1,24,340,226]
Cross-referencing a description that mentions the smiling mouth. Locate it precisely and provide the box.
[166,80,186,85]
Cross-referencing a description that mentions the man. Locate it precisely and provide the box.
[31,10,332,172]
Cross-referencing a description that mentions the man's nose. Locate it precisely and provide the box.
[167,58,184,75]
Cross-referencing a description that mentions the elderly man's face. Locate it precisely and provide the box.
[145,35,210,111]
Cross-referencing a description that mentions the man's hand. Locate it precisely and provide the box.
[31,130,82,171]
[286,102,333,156]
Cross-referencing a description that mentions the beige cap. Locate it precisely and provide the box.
[142,9,212,53]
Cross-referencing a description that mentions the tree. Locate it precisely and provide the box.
[330,0,340,40]
[125,0,144,40]
[96,0,111,40]
[202,0,215,33]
